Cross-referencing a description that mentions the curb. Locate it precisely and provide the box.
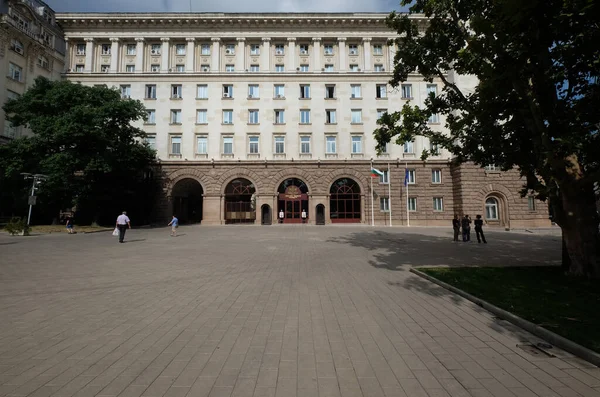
[410,268,600,368]
[81,229,113,234]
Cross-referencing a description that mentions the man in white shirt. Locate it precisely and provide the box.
[116,211,131,243]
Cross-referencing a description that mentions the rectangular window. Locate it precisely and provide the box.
[427,84,438,96]
[101,44,111,55]
[100,65,110,73]
[249,64,260,72]
[126,44,136,55]
[200,64,210,72]
[351,136,363,154]
[248,110,259,124]
[326,110,336,124]
[300,136,311,154]
[428,113,440,123]
[223,136,233,154]
[75,64,84,72]
[125,65,135,72]
[222,110,233,124]
[150,64,160,72]
[300,110,311,124]
[175,44,186,55]
[324,45,334,55]
[300,85,311,99]
[248,84,259,99]
[373,44,383,55]
[150,44,161,55]
[145,109,156,124]
[275,45,285,55]
[196,136,208,154]
[222,85,233,98]
[299,44,309,55]
[274,136,285,154]
[374,64,384,72]
[401,84,412,99]
[250,44,260,55]
[433,197,444,211]
[76,44,86,55]
[408,197,417,212]
[274,85,285,98]
[407,169,416,184]
[275,64,285,72]
[299,64,309,72]
[146,134,156,149]
[145,85,157,99]
[120,85,131,98]
[528,196,536,211]
[325,85,336,99]
[196,109,207,124]
[249,136,259,154]
[379,170,389,184]
[376,84,387,99]
[225,44,235,55]
[171,85,182,99]
[351,110,362,124]
[175,64,185,72]
[485,164,498,171]
[197,84,208,99]
[275,110,285,124]
[349,64,359,72]
[432,169,442,183]
[430,143,440,155]
[351,85,361,98]
[201,44,211,55]
[326,136,337,154]
[404,141,414,153]
[324,64,334,72]
[380,197,390,212]
[349,44,358,55]
[171,136,182,154]
[170,110,182,124]
[225,64,235,72]
[377,109,386,120]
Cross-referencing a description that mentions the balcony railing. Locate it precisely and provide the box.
[0,15,38,41]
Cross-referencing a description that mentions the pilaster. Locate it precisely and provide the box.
[109,38,119,73]
[236,38,246,71]
[84,38,94,73]
[135,38,144,72]
[337,37,346,71]
[211,38,220,72]
[287,38,296,71]
[186,38,195,72]
[363,37,372,71]
[312,38,321,72]
[261,38,271,72]
[160,38,170,73]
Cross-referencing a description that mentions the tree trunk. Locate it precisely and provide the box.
[557,186,600,278]
[561,233,571,273]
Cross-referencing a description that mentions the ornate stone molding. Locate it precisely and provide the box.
[135,37,145,42]
[261,37,271,42]
[160,37,170,42]
[186,37,195,42]
[84,37,94,42]
[109,37,119,42]
[236,37,246,42]
[211,37,221,42]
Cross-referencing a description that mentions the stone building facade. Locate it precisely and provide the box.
[56,12,550,227]
[0,0,65,144]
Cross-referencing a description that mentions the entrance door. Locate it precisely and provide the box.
[316,204,325,225]
[277,178,309,224]
[261,204,271,225]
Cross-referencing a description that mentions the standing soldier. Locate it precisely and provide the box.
[452,215,461,242]
[474,214,487,243]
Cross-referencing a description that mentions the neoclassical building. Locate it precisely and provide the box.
[56,12,550,227]
[0,0,66,144]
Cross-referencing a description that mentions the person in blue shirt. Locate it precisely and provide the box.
[168,215,179,237]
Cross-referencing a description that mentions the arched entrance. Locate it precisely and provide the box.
[329,178,361,223]
[224,178,256,224]
[484,193,510,227]
[171,178,203,224]
[277,178,309,224]
[261,204,272,225]
[316,204,325,225]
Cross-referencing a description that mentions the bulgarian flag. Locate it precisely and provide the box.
[371,167,384,178]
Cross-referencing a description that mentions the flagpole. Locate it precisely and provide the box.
[406,162,410,227]
[388,163,392,226]
[370,174,374,226]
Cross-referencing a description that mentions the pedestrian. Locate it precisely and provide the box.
[66,216,74,234]
[279,209,284,224]
[461,214,471,242]
[452,215,460,242]
[115,211,131,243]
[301,209,307,224]
[474,214,487,243]
[168,215,179,237]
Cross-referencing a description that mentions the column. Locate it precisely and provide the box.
[312,38,321,72]
[388,39,396,71]
[287,38,296,71]
[236,38,245,71]
[337,37,346,71]
[261,38,271,72]
[135,38,144,73]
[109,38,119,73]
[84,38,94,73]
[63,38,69,73]
[211,38,220,72]
[160,38,170,73]
[186,38,195,72]
[363,37,372,71]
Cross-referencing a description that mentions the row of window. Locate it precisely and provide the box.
[77,63,385,73]
[7,58,51,82]
[75,42,388,57]
[379,197,444,212]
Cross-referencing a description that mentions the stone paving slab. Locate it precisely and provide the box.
[0,225,598,397]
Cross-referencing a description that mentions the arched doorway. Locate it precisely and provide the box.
[329,178,361,223]
[224,178,256,224]
[261,204,272,225]
[277,178,309,224]
[171,178,203,224]
[316,204,325,225]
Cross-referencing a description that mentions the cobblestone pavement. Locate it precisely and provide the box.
[1,225,598,397]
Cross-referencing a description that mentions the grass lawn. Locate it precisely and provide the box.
[420,266,600,354]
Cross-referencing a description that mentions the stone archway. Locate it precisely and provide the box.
[329,178,362,223]
[484,193,510,228]
[171,178,204,224]
[277,178,309,224]
[224,178,256,224]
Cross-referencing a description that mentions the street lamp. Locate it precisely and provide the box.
[21,173,47,226]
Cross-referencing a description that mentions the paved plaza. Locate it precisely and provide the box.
[0,225,599,397]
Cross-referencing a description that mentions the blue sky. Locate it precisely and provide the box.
[45,0,403,13]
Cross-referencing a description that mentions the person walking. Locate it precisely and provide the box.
[452,215,460,242]
[66,216,74,234]
[461,214,471,242]
[116,211,131,243]
[474,214,487,243]
[168,215,179,237]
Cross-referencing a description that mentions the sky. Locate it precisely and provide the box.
[45,0,404,13]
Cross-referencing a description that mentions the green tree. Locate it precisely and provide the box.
[375,0,600,278]
[0,77,158,225]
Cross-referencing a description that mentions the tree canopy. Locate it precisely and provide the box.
[0,77,158,225]
[376,0,600,277]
